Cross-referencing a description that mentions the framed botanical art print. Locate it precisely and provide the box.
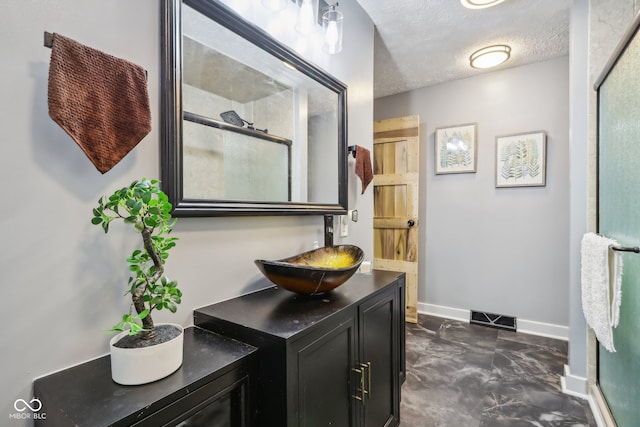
[495,131,546,187]
[435,123,477,174]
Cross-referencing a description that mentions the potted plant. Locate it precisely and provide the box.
[91,178,183,385]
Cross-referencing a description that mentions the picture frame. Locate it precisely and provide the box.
[495,131,546,187]
[435,123,477,174]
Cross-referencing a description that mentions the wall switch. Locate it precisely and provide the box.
[339,215,349,237]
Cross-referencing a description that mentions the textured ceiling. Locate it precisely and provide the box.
[356,0,571,98]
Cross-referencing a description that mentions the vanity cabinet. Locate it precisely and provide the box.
[33,327,258,427]
[194,270,405,427]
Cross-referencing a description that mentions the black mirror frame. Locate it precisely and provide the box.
[160,0,349,216]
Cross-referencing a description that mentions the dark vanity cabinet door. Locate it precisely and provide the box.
[291,285,400,427]
[358,285,400,426]
[293,317,358,427]
[144,363,255,427]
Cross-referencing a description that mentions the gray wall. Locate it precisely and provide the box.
[375,57,570,329]
[0,0,373,423]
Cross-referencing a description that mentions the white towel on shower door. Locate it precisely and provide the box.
[580,232,623,352]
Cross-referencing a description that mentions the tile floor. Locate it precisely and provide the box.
[400,314,597,426]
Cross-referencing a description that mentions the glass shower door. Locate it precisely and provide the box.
[597,17,640,426]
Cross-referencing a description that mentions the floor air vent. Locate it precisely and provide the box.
[470,310,517,332]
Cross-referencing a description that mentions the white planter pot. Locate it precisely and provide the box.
[109,323,184,385]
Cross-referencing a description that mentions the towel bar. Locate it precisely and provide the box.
[609,245,640,253]
[44,31,54,48]
[43,31,148,79]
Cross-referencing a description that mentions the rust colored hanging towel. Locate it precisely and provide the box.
[354,145,373,194]
[47,33,151,173]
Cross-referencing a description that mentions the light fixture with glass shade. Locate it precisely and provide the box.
[469,44,511,68]
[460,0,506,9]
[262,0,288,12]
[296,0,319,35]
[322,2,343,54]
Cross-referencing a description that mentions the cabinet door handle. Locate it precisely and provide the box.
[362,362,372,400]
[352,367,366,404]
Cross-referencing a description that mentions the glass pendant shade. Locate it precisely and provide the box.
[262,0,288,12]
[469,45,511,68]
[322,7,343,54]
[460,0,506,9]
[296,0,319,35]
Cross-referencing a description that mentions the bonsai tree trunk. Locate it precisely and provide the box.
[134,226,164,340]
[132,292,155,340]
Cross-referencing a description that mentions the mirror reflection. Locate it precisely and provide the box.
[160,0,348,216]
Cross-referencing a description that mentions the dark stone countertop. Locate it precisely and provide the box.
[34,326,256,427]
[194,270,405,340]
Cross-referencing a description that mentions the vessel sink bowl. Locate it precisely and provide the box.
[255,245,364,295]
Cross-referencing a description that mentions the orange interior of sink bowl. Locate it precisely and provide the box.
[254,245,364,295]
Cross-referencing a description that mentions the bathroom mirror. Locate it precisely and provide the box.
[161,0,348,216]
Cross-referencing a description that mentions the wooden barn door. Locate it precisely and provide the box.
[373,116,420,323]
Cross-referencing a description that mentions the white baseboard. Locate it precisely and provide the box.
[418,302,469,322]
[517,319,569,340]
[418,302,569,340]
[561,364,588,398]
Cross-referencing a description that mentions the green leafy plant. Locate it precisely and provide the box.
[91,178,180,340]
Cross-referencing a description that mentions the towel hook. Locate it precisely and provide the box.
[348,145,357,158]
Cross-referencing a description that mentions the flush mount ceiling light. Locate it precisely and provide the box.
[469,44,511,69]
[460,0,506,9]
